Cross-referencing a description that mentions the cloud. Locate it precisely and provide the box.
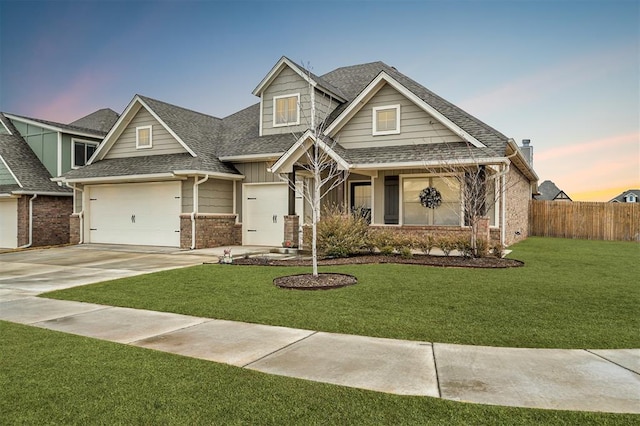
[458,45,637,115]
[535,132,639,162]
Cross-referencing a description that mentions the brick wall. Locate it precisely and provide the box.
[179,214,239,249]
[16,195,73,247]
[284,215,299,247]
[69,214,81,244]
[504,166,531,245]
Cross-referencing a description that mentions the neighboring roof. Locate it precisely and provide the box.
[70,108,119,134]
[609,189,640,203]
[4,113,107,138]
[536,180,571,201]
[0,113,70,195]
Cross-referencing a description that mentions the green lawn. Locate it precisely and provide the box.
[45,237,639,349]
[2,321,635,425]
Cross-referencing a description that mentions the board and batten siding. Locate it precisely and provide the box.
[261,67,311,136]
[372,168,424,225]
[11,120,58,177]
[336,84,463,149]
[233,162,281,222]
[180,178,234,214]
[105,107,187,159]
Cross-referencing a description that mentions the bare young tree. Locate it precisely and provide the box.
[273,62,350,276]
[419,141,520,256]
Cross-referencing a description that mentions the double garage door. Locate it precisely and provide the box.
[87,182,181,247]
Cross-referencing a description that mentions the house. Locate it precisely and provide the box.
[56,56,537,249]
[609,189,639,203]
[535,180,572,201]
[0,109,117,248]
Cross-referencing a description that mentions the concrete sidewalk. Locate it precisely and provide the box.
[1,296,638,414]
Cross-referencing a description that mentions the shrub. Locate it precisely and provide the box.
[455,237,473,259]
[317,205,368,257]
[475,238,489,258]
[392,234,416,257]
[367,229,396,255]
[415,234,435,255]
[491,242,504,258]
[436,236,457,256]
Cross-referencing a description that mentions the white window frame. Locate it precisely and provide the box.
[625,193,637,203]
[71,138,99,169]
[399,173,463,226]
[136,125,153,149]
[373,104,401,136]
[273,93,300,127]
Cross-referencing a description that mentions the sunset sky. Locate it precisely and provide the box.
[1,0,637,201]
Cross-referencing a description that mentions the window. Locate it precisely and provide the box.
[402,176,461,226]
[72,140,98,168]
[350,182,372,223]
[373,105,400,135]
[625,193,637,203]
[136,125,152,149]
[273,94,300,126]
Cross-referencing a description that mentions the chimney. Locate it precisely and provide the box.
[520,139,533,166]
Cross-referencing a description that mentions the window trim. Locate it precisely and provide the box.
[136,125,153,149]
[399,173,463,227]
[272,93,300,127]
[625,193,637,203]
[71,138,99,169]
[372,104,401,136]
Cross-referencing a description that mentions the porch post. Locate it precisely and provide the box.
[337,170,345,209]
[288,170,296,215]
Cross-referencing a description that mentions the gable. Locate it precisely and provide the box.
[10,119,58,176]
[261,66,311,136]
[104,106,189,160]
[336,83,463,149]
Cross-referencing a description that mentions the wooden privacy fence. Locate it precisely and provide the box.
[529,200,640,241]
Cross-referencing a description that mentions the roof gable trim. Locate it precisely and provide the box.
[269,130,350,174]
[0,154,22,187]
[324,72,486,148]
[4,114,101,139]
[91,96,196,164]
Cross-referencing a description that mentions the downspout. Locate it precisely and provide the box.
[191,175,209,250]
[18,194,37,249]
[66,183,85,244]
[499,148,520,246]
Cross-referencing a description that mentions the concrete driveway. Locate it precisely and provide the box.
[0,244,217,301]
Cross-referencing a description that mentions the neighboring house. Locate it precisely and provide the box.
[56,56,537,249]
[535,180,572,201]
[0,109,117,249]
[609,189,640,203]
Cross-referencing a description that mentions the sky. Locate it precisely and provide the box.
[0,0,637,201]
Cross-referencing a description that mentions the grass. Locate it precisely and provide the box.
[2,321,636,425]
[45,237,639,349]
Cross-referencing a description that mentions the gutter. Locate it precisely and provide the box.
[191,175,209,250]
[17,194,37,249]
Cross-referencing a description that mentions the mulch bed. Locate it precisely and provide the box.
[274,273,358,290]
[233,253,524,269]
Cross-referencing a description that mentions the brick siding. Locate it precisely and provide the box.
[16,195,73,247]
[179,214,240,249]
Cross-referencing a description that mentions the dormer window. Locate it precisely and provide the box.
[136,125,152,149]
[624,193,637,203]
[273,94,300,127]
[373,105,400,136]
[72,139,98,168]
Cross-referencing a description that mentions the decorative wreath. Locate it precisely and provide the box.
[419,187,442,209]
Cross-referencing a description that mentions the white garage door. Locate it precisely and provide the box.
[87,182,181,247]
[244,183,288,246]
[0,198,18,248]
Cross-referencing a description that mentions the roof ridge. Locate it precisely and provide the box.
[137,94,222,121]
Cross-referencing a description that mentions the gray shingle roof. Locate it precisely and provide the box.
[609,189,640,203]
[6,113,107,137]
[536,180,566,201]
[70,108,119,134]
[63,152,237,179]
[0,113,70,194]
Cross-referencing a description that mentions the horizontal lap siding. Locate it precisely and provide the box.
[199,179,233,214]
[105,108,186,159]
[262,67,310,136]
[337,84,462,148]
